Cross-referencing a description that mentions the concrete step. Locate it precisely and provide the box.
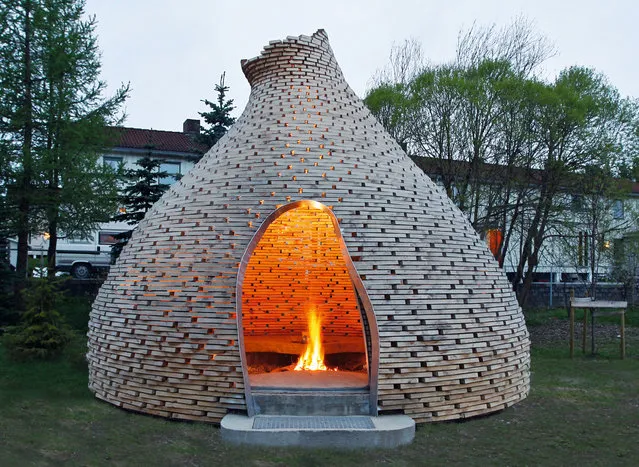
[220,414,415,449]
[252,390,371,416]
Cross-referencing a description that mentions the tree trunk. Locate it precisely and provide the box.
[47,219,58,278]
[517,198,552,307]
[15,1,34,300]
[511,201,542,291]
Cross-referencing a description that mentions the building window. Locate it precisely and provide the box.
[159,162,181,185]
[103,156,123,170]
[485,229,503,259]
[612,199,624,219]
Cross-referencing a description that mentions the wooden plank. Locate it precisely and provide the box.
[244,336,364,354]
[571,298,627,309]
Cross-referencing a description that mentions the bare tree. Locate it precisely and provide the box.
[369,37,424,88]
[365,38,424,152]
[456,16,555,77]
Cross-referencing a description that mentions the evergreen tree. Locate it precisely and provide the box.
[110,156,170,261]
[197,72,236,151]
[4,277,71,359]
[0,0,129,280]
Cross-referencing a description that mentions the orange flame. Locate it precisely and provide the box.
[294,306,327,371]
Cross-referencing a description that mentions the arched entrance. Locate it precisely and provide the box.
[236,200,378,416]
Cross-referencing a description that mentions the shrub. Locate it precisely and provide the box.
[3,278,72,360]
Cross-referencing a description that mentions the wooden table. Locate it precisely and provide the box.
[569,297,627,359]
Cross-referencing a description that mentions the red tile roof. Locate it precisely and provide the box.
[108,127,208,154]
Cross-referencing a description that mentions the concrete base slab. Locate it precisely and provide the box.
[251,390,371,416]
[221,414,415,449]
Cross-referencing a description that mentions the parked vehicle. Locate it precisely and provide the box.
[55,223,129,279]
[6,223,129,279]
[0,238,17,271]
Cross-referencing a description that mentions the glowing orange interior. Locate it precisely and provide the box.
[294,306,327,371]
[241,203,367,373]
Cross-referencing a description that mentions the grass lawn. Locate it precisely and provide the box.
[0,304,638,466]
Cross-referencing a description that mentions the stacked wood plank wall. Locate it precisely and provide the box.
[87,29,530,424]
[242,204,362,339]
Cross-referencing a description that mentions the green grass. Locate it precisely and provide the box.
[0,309,638,466]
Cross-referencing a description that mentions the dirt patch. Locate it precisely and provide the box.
[528,319,639,349]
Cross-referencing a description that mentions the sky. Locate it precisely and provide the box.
[84,0,639,132]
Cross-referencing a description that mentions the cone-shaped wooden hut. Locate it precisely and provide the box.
[88,30,530,423]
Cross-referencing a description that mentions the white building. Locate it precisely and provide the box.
[13,119,208,278]
[410,155,639,285]
[103,118,205,180]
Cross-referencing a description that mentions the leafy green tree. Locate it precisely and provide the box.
[365,38,424,153]
[0,0,129,280]
[110,156,169,261]
[197,72,236,151]
[511,68,623,303]
[364,83,412,152]
[366,19,639,306]
[0,0,38,283]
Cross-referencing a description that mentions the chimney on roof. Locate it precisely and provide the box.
[183,119,200,134]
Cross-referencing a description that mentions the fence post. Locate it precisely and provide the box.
[569,289,575,358]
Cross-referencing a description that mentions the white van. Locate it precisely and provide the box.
[55,222,129,279]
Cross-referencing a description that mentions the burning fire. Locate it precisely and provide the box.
[294,306,327,371]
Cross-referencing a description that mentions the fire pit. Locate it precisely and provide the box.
[87,30,530,424]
